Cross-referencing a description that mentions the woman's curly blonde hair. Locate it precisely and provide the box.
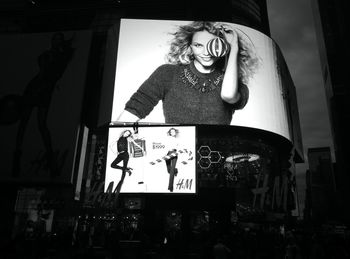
[166,21,261,85]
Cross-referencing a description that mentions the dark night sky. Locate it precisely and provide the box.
[267,0,334,213]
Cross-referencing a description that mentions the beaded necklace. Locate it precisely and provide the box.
[180,63,224,93]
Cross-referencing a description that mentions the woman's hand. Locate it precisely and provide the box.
[111,110,140,125]
[219,25,239,54]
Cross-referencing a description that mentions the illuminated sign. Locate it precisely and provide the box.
[110,19,293,141]
[104,126,196,194]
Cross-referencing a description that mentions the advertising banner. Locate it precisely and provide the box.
[110,19,291,141]
[105,125,196,194]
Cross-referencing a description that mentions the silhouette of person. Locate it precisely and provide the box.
[12,32,75,177]
[213,237,231,259]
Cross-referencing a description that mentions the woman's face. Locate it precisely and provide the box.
[191,30,219,71]
[123,131,131,138]
[169,129,177,137]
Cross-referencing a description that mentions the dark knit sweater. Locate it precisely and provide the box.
[117,136,128,152]
[125,62,248,124]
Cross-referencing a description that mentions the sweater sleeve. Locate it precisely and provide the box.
[124,65,171,119]
[231,82,249,110]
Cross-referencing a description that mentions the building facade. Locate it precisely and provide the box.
[311,0,350,222]
[0,0,304,256]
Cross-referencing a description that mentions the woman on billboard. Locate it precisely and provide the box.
[165,127,179,192]
[110,129,145,198]
[113,21,259,125]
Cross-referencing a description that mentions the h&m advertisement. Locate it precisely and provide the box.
[110,19,295,142]
[104,126,196,194]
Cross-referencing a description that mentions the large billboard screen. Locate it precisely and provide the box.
[110,19,292,141]
[105,125,196,194]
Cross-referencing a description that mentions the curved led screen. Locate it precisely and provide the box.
[111,19,294,141]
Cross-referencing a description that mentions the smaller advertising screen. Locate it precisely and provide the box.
[105,125,196,194]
